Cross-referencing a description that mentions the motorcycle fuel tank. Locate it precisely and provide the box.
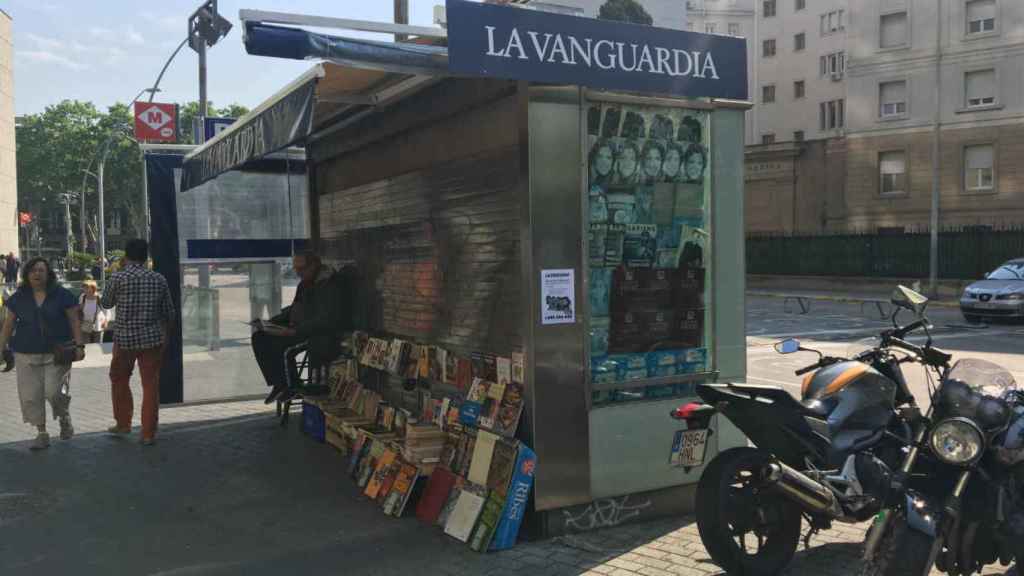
[801,361,897,444]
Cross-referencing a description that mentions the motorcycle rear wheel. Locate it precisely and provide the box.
[860,511,936,576]
[696,447,802,576]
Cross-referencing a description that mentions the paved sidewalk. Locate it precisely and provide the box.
[0,369,1001,576]
[0,369,870,576]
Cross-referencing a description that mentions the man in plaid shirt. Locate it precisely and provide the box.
[101,239,175,445]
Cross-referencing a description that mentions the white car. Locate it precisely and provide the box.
[960,258,1024,323]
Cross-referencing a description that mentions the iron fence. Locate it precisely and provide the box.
[747,226,1024,280]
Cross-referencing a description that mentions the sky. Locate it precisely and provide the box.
[5,0,439,116]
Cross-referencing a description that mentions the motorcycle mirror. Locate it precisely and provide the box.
[891,285,929,317]
[774,339,801,355]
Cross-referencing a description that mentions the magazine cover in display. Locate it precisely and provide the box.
[586,102,711,388]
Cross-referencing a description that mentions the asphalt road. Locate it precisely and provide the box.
[745,295,1024,408]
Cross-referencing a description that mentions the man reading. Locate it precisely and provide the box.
[252,251,349,404]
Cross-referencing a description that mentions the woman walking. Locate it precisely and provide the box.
[0,258,84,450]
[79,279,108,344]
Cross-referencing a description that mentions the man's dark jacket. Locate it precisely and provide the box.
[272,264,355,366]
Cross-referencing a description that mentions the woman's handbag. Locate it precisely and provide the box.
[38,308,81,366]
[51,341,78,366]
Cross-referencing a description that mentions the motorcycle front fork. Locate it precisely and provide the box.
[864,466,972,569]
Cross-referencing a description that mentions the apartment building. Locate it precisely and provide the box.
[0,10,16,255]
[684,0,757,143]
[503,0,688,30]
[843,0,1024,230]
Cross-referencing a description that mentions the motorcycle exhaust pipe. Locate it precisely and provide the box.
[762,461,840,517]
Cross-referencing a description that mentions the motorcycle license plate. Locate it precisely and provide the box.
[670,429,709,468]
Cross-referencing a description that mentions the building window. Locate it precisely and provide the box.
[794,32,806,51]
[762,84,776,103]
[965,69,996,107]
[966,0,996,35]
[794,80,805,99]
[964,145,995,192]
[880,11,908,48]
[762,133,776,145]
[728,22,741,36]
[796,0,806,11]
[794,130,805,142]
[820,99,845,130]
[880,80,908,118]
[705,22,717,34]
[763,39,776,57]
[764,0,776,18]
[820,10,845,35]
[820,51,845,79]
[687,22,696,31]
[879,151,907,196]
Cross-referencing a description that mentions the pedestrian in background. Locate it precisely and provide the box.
[79,279,108,344]
[101,239,174,446]
[5,253,18,288]
[0,257,84,450]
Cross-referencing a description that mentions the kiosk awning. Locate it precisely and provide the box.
[243,21,448,75]
[181,25,447,191]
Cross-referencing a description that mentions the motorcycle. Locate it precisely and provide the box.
[671,286,951,576]
[861,320,1024,573]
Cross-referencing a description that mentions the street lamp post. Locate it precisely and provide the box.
[59,193,74,261]
[188,1,232,291]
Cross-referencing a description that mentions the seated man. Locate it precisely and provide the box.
[251,251,349,404]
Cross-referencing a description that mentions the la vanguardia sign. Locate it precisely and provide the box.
[446,0,748,101]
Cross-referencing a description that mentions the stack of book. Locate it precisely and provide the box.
[349,431,423,518]
[320,334,536,551]
[414,425,536,552]
[402,423,446,471]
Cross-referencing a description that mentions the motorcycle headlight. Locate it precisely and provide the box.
[929,418,984,465]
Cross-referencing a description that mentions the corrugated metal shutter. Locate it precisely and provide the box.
[319,149,522,358]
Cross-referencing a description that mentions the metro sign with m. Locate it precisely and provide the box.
[133,102,178,143]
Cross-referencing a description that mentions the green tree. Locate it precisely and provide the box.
[17,99,251,255]
[15,101,105,250]
[598,0,654,25]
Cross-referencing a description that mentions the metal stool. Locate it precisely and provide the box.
[276,346,329,427]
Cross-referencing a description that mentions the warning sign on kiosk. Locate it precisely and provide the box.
[540,269,575,325]
[133,102,177,142]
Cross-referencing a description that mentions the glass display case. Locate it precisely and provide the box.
[585,101,713,406]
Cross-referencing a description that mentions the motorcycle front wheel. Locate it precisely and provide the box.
[859,510,936,576]
[696,447,802,576]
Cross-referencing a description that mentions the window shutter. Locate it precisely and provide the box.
[965,70,995,103]
[967,0,996,22]
[880,152,905,174]
[881,81,906,105]
[965,145,993,171]
[880,12,908,48]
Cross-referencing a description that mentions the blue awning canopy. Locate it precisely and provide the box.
[243,22,449,76]
[182,46,442,191]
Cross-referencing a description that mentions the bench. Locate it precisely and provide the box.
[751,291,893,320]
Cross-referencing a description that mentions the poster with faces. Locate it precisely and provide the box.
[586,104,709,188]
[586,102,710,270]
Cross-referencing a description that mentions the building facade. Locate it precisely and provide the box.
[843,0,1024,231]
[502,0,688,30]
[684,0,758,143]
[0,10,16,255]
